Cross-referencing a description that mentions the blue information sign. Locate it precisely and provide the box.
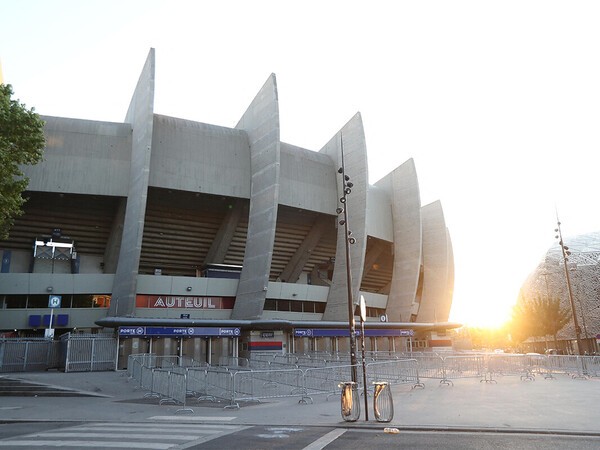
[294,328,414,338]
[118,326,241,337]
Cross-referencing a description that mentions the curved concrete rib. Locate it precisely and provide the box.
[232,74,281,319]
[377,158,423,322]
[109,48,156,317]
[319,113,368,321]
[419,200,453,322]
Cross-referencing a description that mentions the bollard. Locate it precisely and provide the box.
[373,381,394,422]
[339,382,360,422]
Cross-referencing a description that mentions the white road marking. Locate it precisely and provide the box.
[0,441,174,449]
[148,415,236,421]
[0,421,248,449]
[302,428,348,450]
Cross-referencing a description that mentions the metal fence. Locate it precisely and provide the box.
[0,338,61,372]
[127,353,422,410]
[60,333,117,373]
[0,335,117,373]
[126,352,600,412]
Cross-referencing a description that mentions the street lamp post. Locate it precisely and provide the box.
[555,219,585,355]
[337,137,358,383]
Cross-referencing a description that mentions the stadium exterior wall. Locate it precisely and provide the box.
[0,49,456,349]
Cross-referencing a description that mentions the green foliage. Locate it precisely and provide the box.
[509,294,571,348]
[0,84,45,239]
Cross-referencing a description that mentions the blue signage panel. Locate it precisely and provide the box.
[363,328,414,337]
[118,326,240,337]
[294,328,414,338]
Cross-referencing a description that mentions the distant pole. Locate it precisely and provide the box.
[337,136,358,383]
[359,295,369,421]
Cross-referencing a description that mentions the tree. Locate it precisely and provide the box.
[508,296,537,346]
[0,84,45,239]
[508,294,571,352]
[534,295,571,350]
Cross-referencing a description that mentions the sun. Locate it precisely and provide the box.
[450,301,513,329]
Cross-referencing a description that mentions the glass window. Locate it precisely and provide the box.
[264,299,276,311]
[28,295,52,308]
[291,301,302,312]
[277,300,290,312]
[4,295,27,308]
[314,302,326,314]
[72,294,94,308]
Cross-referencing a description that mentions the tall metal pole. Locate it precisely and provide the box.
[339,137,358,383]
[555,218,584,355]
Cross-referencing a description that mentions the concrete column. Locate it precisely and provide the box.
[376,159,423,322]
[109,48,156,317]
[320,113,369,321]
[232,74,281,320]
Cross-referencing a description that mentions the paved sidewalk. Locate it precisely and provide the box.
[1,370,599,435]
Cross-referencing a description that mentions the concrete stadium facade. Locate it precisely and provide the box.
[0,50,456,363]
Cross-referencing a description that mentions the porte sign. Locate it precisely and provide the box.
[48,295,62,308]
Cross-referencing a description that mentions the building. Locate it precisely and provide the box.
[520,231,600,354]
[0,49,457,365]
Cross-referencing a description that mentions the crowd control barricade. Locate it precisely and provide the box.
[486,354,534,382]
[585,356,600,377]
[185,367,218,402]
[140,365,156,392]
[144,369,193,414]
[217,356,250,368]
[206,367,235,403]
[296,356,328,368]
[302,364,359,401]
[373,381,394,422]
[439,355,485,385]
[169,371,194,414]
[411,355,445,381]
[340,381,360,422]
[366,359,423,389]
[229,368,305,408]
[547,355,580,377]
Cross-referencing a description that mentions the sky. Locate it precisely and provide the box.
[2,1,599,328]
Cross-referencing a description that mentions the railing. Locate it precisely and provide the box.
[127,353,600,412]
[0,339,61,372]
[61,333,117,373]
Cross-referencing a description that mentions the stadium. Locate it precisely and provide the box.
[0,49,457,366]
[520,231,600,354]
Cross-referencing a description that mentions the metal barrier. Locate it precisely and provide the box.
[585,356,600,377]
[217,356,250,368]
[230,368,305,408]
[412,355,445,381]
[0,339,61,372]
[127,352,600,414]
[487,355,536,381]
[169,371,194,414]
[303,364,358,401]
[186,367,217,402]
[547,355,598,379]
[61,334,117,372]
[366,359,423,389]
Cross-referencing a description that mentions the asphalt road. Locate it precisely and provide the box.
[2,422,600,449]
